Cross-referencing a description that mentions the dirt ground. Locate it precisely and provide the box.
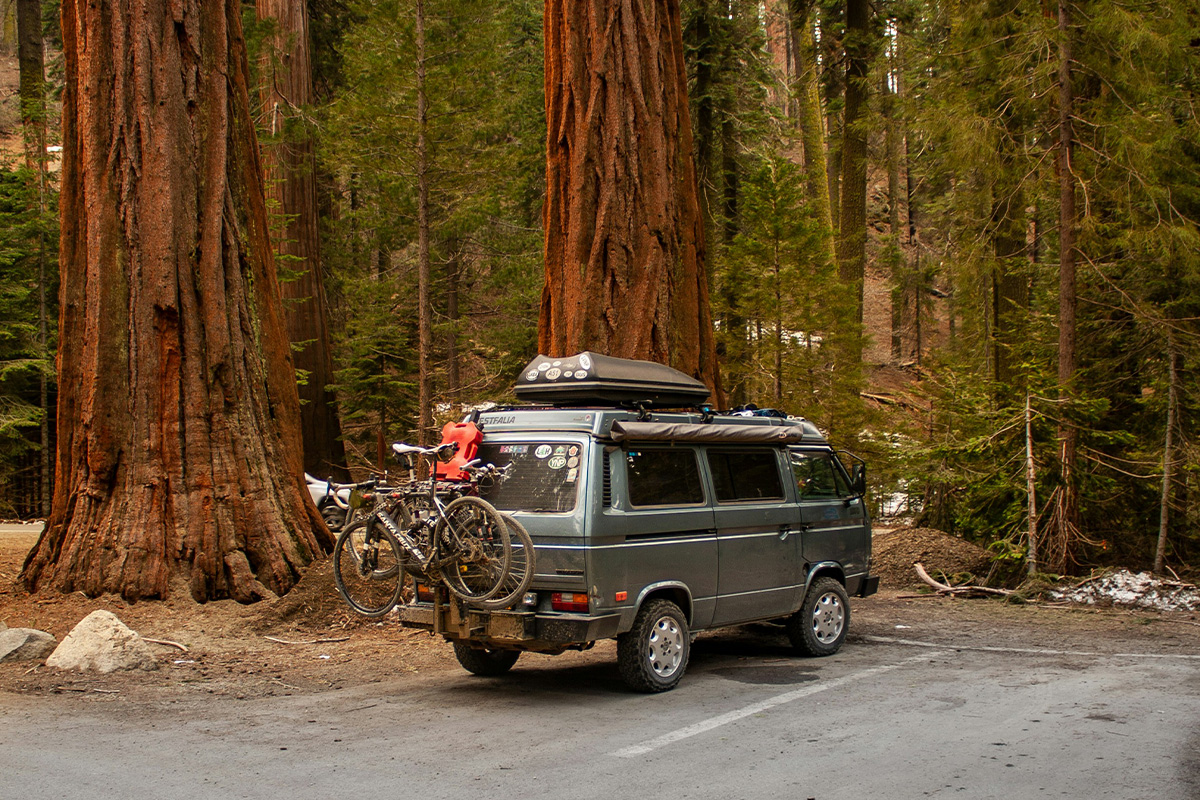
[2,527,1198,704]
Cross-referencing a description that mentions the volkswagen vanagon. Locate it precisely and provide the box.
[396,352,878,692]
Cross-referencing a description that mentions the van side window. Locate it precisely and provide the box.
[791,452,850,499]
[707,450,784,502]
[626,449,704,507]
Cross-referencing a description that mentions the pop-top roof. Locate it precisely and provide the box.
[514,352,711,408]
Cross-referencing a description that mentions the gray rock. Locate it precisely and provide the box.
[0,628,57,663]
[46,610,158,673]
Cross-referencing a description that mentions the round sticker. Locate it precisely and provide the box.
[548,456,567,469]
[567,456,579,468]
[552,360,561,367]
[579,354,592,370]
[525,370,539,381]
[546,368,561,380]
[576,370,588,379]
[538,362,551,371]
[534,444,553,459]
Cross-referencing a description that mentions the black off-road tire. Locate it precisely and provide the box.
[787,577,849,656]
[452,641,520,677]
[616,599,690,693]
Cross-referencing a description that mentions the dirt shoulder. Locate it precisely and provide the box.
[3,527,1198,705]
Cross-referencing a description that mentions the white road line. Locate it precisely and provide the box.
[862,634,1200,660]
[609,652,941,759]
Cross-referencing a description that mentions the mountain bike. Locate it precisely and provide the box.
[333,441,518,617]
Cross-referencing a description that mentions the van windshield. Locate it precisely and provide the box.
[474,442,581,513]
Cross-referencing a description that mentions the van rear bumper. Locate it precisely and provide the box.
[848,574,880,597]
[397,602,621,649]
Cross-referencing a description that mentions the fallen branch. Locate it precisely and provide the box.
[264,636,351,645]
[143,637,188,653]
[914,563,1014,597]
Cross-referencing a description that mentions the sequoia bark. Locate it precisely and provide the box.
[21,0,330,603]
[540,0,723,402]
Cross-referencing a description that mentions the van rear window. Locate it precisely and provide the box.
[474,442,580,513]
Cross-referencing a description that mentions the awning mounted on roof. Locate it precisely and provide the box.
[608,420,806,445]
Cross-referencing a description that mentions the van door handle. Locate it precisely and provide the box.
[779,525,806,540]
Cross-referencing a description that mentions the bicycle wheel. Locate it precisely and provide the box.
[475,513,536,610]
[333,519,405,617]
[436,496,511,604]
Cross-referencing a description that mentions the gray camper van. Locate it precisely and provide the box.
[397,352,878,692]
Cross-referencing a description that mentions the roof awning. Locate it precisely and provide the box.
[608,420,806,445]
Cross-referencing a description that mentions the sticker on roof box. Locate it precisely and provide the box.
[579,354,592,369]
[538,362,551,371]
[525,370,539,382]
[546,368,561,380]
[534,444,553,459]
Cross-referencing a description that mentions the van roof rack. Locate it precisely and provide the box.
[514,352,711,408]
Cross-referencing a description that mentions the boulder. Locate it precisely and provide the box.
[0,628,57,663]
[46,610,158,673]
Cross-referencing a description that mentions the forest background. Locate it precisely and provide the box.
[0,0,1197,581]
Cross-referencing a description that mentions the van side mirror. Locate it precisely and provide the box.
[850,464,866,496]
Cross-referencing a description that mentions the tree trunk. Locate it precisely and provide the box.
[541,0,723,402]
[416,0,434,450]
[991,180,1028,385]
[1054,0,1079,567]
[256,0,346,480]
[788,0,834,263]
[1026,392,1039,575]
[1154,331,1179,575]
[836,0,873,353]
[22,0,329,603]
[819,6,842,232]
[16,0,44,169]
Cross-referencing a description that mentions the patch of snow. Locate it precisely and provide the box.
[1051,570,1200,612]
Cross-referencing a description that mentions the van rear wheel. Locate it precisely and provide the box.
[452,642,520,676]
[787,577,849,656]
[617,599,690,693]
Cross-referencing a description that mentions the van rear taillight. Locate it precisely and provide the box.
[551,592,589,612]
[416,583,435,602]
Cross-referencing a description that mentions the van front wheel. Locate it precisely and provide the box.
[617,599,690,693]
[788,577,849,656]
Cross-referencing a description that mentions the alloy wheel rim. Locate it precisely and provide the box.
[647,615,685,677]
[810,593,845,643]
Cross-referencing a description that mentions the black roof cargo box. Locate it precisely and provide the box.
[514,352,711,408]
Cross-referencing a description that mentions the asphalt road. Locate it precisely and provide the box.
[3,633,1198,800]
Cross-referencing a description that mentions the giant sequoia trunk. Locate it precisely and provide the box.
[22,0,330,603]
[257,0,347,479]
[540,0,722,400]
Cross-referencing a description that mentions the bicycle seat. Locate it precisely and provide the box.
[392,442,425,459]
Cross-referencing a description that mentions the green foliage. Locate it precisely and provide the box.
[317,0,544,467]
[894,0,1200,572]
[0,165,57,516]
